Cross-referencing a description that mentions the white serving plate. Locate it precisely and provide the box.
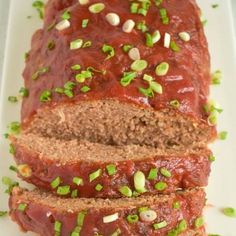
[0,0,236,235]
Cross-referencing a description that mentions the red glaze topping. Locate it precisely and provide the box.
[9,188,206,236]
[13,141,211,198]
[22,0,210,123]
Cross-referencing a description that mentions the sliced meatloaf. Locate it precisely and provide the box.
[10,187,206,236]
[21,0,216,149]
[11,134,212,198]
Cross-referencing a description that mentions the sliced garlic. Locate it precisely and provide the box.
[122,19,135,33]
[128,48,140,61]
[179,32,191,42]
[55,20,70,31]
[139,210,157,222]
[105,13,120,26]
[164,32,171,48]
[103,213,119,223]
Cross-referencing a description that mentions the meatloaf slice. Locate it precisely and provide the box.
[11,133,212,198]
[10,187,206,236]
[21,0,217,149]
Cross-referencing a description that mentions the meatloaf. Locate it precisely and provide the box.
[11,134,212,198]
[9,187,206,236]
[20,0,216,150]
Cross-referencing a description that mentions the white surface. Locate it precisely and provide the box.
[0,0,236,235]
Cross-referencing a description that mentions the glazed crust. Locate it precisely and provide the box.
[22,0,212,129]
[9,187,206,236]
[12,137,211,198]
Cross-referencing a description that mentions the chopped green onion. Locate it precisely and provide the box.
[155,181,167,191]
[102,44,115,60]
[122,44,133,53]
[134,171,146,193]
[120,72,137,87]
[80,86,90,93]
[64,88,74,97]
[173,201,181,209]
[153,220,168,230]
[201,18,208,26]
[130,3,139,14]
[8,96,18,103]
[71,189,78,198]
[32,66,50,80]
[82,19,89,28]
[159,8,169,24]
[127,214,139,224]
[71,64,81,70]
[106,164,117,176]
[64,81,76,90]
[24,52,29,60]
[119,186,132,197]
[194,217,204,228]
[160,168,171,178]
[40,90,51,102]
[155,62,169,76]
[50,176,61,189]
[89,3,105,14]
[145,33,153,47]
[222,207,236,218]
[18,203,27,212]
[152,30,161,44]
[87,66,106,74]
[54,221,62,233]
[95,184,103,191]
[47,40,55,50]
[70,39,83,50]
[83,41,92,48]
[139,87,154,98]
[0,211,7,217]
[218,131,228,140]
[136,21,148,33]
[170,100,180,109]
[61,10,70,20]
[76,70,92,83]
[110,228,121,236]
[8,121,21,135]
[19,87,29,97]
[138,207,149,213]
[131,60,148,72]
[212,4,219,8]
[143,74,153,82]
[170,41,181,52]
[178,219,187,232]
[148,168,158,180]
[139,209,157,222]
[89,169,102,182]
[9,165,18,172]
[73,177,83,186]
[154,0,163,6]
[150,81,163,94]
[2,176,19,194]
[57,185,70,195]
[211,70,222,85]
[55,87,64,94]
[77,211,87,226]
[32,1,45,19]
[9,143,15,155]
[209,155,216,162]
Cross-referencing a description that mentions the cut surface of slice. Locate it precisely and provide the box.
[10,187,206,236]
[12,134,212,198]
[23,100,216,150]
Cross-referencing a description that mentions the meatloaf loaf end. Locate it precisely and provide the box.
[21,0,216,149]
[11,134,212,198]
[9,187,206,236]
